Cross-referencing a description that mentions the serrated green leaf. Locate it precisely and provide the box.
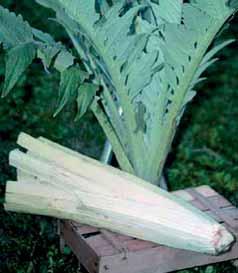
[151,0,183,24]
[33,28,73,71]
[54,50,75,72]
[37,45,61,70]
[54,67,86,116]
[0,6,33,49]
[76,83,98,120]
[2,42,36,97]
[32,28,56,44]
[202,39,235,65]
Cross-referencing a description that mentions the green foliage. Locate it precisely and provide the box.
[54,66,87,116]
[3,42,36,96]
[0,4,92,121]
[5,0,233,185]
[0,5,33,49]
[76,83,98,120]
[0,1,237,184]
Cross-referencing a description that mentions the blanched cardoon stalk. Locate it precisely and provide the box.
[4,133,235,255]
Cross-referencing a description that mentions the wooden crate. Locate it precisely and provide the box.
[59,186,238,273]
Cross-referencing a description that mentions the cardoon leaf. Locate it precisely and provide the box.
[32,28,56,44]
[0,6,33,49]
[54,67,86,116]
[54,50,75,72]
[151,0,183,23]
[37,44,61,70]
[76,83,98,120]
[2,42,36,97]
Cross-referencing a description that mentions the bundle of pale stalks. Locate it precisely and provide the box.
[4,133,235,255]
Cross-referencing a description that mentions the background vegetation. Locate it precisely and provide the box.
[0,1,238,272]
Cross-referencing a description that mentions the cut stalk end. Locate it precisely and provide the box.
[211,225,235,255]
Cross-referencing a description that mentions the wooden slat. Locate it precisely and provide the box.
[79,226,100,235]
[206,211,223,222]
[125,239,157,252]
[223,207,238,220]
[187,188,237,228]
[208,195,232,208]
[100,241,238,273]
[196,185,218,197]
[109,234,134,242]
[60,221,99,273]
[190,200,208,211]
[86,235,114,249]
[94,245,121,257]
[86,236,119,257]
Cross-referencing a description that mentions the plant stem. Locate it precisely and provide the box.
[91,100,134,174]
